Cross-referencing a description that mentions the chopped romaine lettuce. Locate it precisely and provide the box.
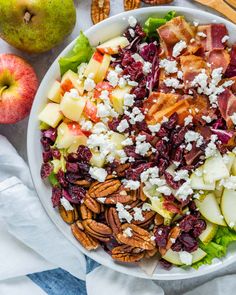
[48,172,59,187]
[59,31,94,76]
[144,11,176,38]
[193,227,236,269]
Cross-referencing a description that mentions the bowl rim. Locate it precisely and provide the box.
[27,5,236,280]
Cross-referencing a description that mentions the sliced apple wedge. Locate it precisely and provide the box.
[199,220,218,244]
[190,166,215,190]
[84,51,104,81]
[61,70,84,95]
[195,193,227,226]
[90,151,106,168]
[162,248,207,266]
[60,92,86,122]
[96,54,111,83]
[150,197,174,220]
[110,86,132,114]
[38,103,63,128]
[97,36,130,55]
[48,81,62,103]
[215,181,224,204]
[203,151,229,184]
[221,188,236,231]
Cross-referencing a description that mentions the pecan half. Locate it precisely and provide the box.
[139,183,147,202]
[105,207,122,235]
[71,221,99,250]
[154,213,164,226]
[159,226,181,256]
[145,247,158,258]
[89,179,121,198]
[75,179,91,187]
[112,245,144,263]
[124,0,141,11]
[91,0,110,24]
[83,194,101,214]
[103,191,136,204]
[142,0,173,4]
[116,224,155,250]
[59,205,79,224]
[82,219,112,242]
[132,210,156,228]
[80,203,95,220]
[114,163,130,177]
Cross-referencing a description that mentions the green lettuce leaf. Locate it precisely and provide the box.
[59,31,94,76]
[193,227,236,269]
[143,11,176,38]
[48,172,59,187]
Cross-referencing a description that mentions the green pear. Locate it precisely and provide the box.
[0,0,76,53]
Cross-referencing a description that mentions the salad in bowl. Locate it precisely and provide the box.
[38,10,236,270]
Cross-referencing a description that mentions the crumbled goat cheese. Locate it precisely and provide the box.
[117,119,129,133]
[119,77,127,88]
[230,113,236,125]
[92,122,108,134]
[185,143,192,151]
[202,115,212,123]
[128,80,139,87]
[177,70,184,80]
[128,28,135,38]
[176,179,193,201]
[97,197,106,203]
[84,76,96,92]
[60,197,74,211]
[140,167,159,182]
[115,65,123,74]
[133,207,145,221]
[107,70,119,87]
[197,32,207,38]
[123,227,133,237]
[172,40,187,57]
[205,139,217,158]
[148,123,161,133]
[89,167,107,182]
[159,59,178,74]
[156,186,172,196]
[164,78,183,89]
[77,62,88,79]
[123,179,140,190]
[222,35,230,43]
[128,16,137,28]
[132,53,144,63]
[179,251,193,265]
[124,93,136,107]
[220,176,236,190]
[116,203,133,223]
[135,141,151,156]
[125,107,145,124]
[80,119,93,131]
[174,170,189,181]
[184,115,193,126]
[193,21,199,27]
[122,137,133,146]
[185,131,204,147]
[143,62,152,75]
[142,203,151,211]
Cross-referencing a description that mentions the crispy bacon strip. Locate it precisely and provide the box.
[207,49,230,73]
[218,88,236,128]
[157,16,195,57]
[180,55,209,88]
[196,24,228,52]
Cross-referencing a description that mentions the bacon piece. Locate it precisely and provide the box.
[225,45,236,78]
[157,16,195,57]
[207,49,230,73]
[218,88,236,128]
[196,24,228,52]
[180,55,209,88]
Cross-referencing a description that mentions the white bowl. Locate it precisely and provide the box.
[27,6,236,280]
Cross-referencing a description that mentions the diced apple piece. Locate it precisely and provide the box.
[110,132,126,150]
[90,151,105,168]
[97,36,130,55]
[203,151,229,184]
[38,103,63,128]
[60,92,86,122]
[199,220,218,244]
[61,70,84,95]
[84,100,99,122]
[223,152,235,172]
[221,188,236,231]
[96,54,111,83]
[150,197,174,220]
[110,86,132,114]
[68,136,87,153]
[55,122,87,150]
[48,81,62,103]
[162,248,207,266]
[84,51,104,81]
[195,193,227,226]
[190,166,215,190]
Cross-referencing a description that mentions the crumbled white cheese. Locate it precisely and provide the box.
[119,77,127,88]
[116,203,133,223]
[159,59,178,74]
[220,176,236,190]
[115,65,123,74]
[133,207,145,221]
[148,123,161,133]
[60,197,74,211]
[123,227,133,237]
[202,115,212,123]
[222,35,230,43]
[132,53,144,63]
[140,167,159,182]
[185,143,192,151]
[122,137,133,146]
[117,119,129,133]
[172,40,187,58]
[124,93,136,107]
[143,61,152,75]
[80,119,93,131]
[174,170,189,181]
[107,70,119,87]
[128,28,135,38]
[156,185,172,196]
[176,179,193,201]
[177,70,184,80]
[142,203,151,211]
[123,179,140,190]
[125,107,145,125]
[89,167,107,182]
[92,122,108,134]
[184,115,193,126]
[128,16,137,28]
[230,113,236,125]
[185,131,204,147]
[77,62,88,79]
[197,32,207,38]
[164,78,183,89]
[179,251,193,265]
[135,141,151,156]
[128,80,139,87]
[84,76,96,92]
[97,197,106,203]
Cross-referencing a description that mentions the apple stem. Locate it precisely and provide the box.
[24,11,32,24]
[0,86,7,98]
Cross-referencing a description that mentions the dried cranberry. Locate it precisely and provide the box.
[42,151,52,163]
[164,172,180,189]
[78,162,90,175]
[68,185,86,203]
[51,187,62,208]
[40,162,53,179]
[158,158,169,175]
[126,162,153,180]
[134,121,149,133]
[42,128,57,143]
[123,61,144,81]
[171,239,182,252]
[77,145,92,163]
[65,172,82,184]
[156,127,169,138]
[159,258,172,270]
[139,43,157,63]
[124,146,142,160]
[131,87,147,100]
[134,23,146,38]
[66,162,79,173]
[155,140,169,158]
[52,149,61,159]
[179,233,198,253]
[40,137,51,151]
[192,219,206,238]
[57,170,68,187]
[171,127,187,147]
[67,153,80,162]
[108,118,120,131]
[179,215,198,232]
[154,225,170,248]
[171,146,184,163]
[162,113,178,130]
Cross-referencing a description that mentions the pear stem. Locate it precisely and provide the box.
[0,86,7,99]
[24,11,32,24]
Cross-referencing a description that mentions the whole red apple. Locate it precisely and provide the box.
[0,54,38,124]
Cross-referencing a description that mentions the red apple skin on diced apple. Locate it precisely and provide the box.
[61,79,73,93]
[94,82,113,99]
[68,121,91,137]
[0,54,38,124]
[84,100,100,123]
